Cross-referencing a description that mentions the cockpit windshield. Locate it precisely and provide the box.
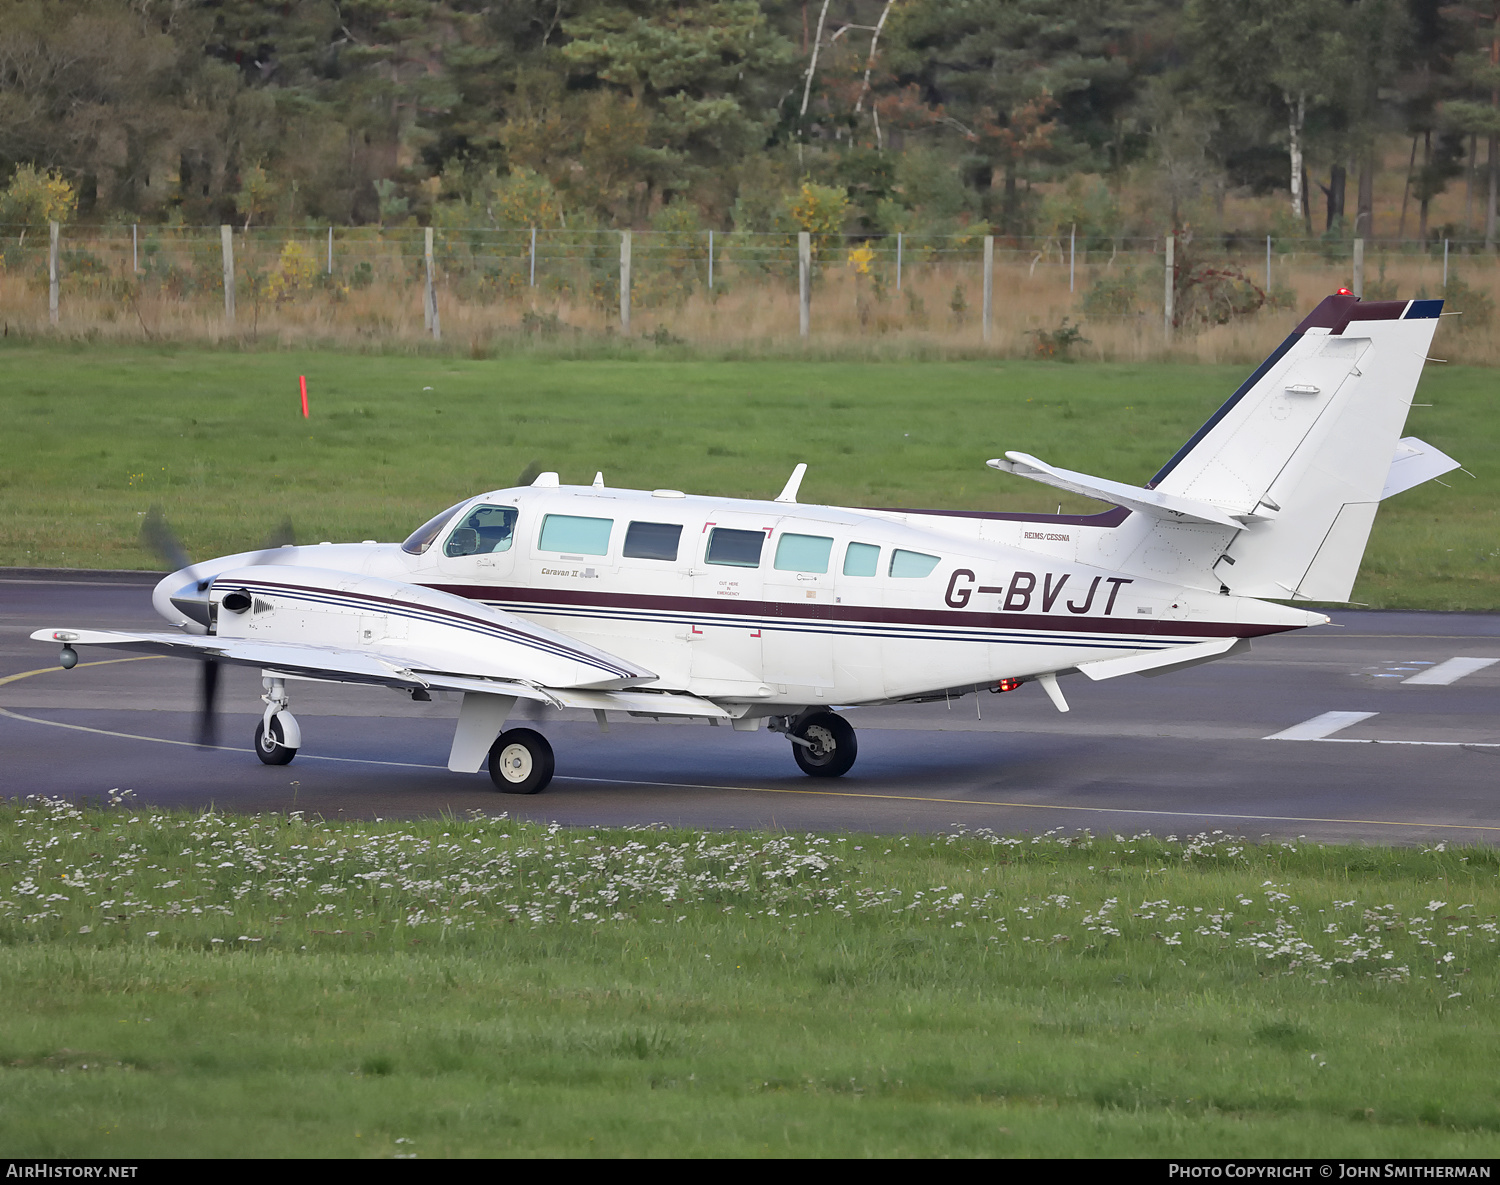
[443,504,519,557]
[400,502,468,555]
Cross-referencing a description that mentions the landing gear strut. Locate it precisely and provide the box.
[254,676,301,766]
[487,728,555,794]
[774,710,858,778]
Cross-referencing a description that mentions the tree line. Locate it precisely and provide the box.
[2,0,1497,245]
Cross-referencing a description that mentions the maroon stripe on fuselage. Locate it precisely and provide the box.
[425,583,1297,640]
[864,505,1133,528]
[231,577,646,676]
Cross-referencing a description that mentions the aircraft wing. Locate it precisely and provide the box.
[31,625,731,720]
[31,563,743,726]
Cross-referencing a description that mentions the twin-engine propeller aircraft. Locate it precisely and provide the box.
[35,293,1461,794]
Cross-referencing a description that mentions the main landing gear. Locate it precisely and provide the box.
[254,677,301,767]
[773,710,858,778]
[487,728,555,795]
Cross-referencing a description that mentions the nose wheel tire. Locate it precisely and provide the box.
[790,711,857,778]
[254,717,298,766]
[488,728,555,794]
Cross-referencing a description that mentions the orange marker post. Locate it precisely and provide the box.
[299,375,309,418]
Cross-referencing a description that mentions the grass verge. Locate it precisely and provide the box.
[2,795,1498,1157]
[1,343,1495,608]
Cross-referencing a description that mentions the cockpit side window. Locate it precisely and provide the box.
[444,504,519,557]
[401,501,468,555]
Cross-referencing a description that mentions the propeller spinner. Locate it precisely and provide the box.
[139,506,296,748]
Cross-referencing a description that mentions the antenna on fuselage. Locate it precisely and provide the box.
[593,472,604,488]
[774,462,808,504]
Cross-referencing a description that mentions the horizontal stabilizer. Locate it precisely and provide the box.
[988,452,1247,530]
[1075,637,1250,681]
[1382,436,1461,500]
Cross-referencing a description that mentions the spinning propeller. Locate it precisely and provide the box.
[140,507,295,747]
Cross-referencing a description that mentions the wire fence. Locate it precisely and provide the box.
[1,222,1493,355]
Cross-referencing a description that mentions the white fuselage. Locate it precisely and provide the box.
[156,484,1321,711]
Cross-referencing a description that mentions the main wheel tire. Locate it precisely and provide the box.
[487,728,555,794]
[254,717,297,766]
[791,711,857,778]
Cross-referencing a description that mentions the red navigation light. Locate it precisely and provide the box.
[994,677,1023,693]
[1336,287,1354,296]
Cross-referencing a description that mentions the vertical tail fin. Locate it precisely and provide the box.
[1150,295,1446,600]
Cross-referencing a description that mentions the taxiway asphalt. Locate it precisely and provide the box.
[3,569,1498,843]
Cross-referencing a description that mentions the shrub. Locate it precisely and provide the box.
[1029,317,1089,359]
[1437,273,1493,329]
[0,165,77,234]
[1080,267,1139,314]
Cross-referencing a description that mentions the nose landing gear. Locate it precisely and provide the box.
[254,677,301,766]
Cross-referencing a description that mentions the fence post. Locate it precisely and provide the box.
[1352,237,1364,298]
[220,225,235,326]
[620,230,632,334]
[708,229,714,289]
[327,226,333,275]
[422,230,433,331]
[1443,238,1450,289]
[1164,233,1174,339]
[798,231,810,339]
[981,235,993,342]
[48,221,59,326]
[529,226,537,287]
[1069,224,1076,293]
[1266,234,1271,292]
[424,226,440,341]
[133,223,139,274]
[896,232,903,292]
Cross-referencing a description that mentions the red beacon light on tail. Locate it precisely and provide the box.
[1336,287,1354,296]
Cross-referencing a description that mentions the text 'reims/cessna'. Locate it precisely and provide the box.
[35,294,1462,794]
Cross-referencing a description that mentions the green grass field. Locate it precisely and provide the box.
[2,796,1497,1158]
[1,341,1496,608]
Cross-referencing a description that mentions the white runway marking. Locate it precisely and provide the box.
[1264,708,1500,748]
[1402,656,1500,685]
[1265,711,1377,741]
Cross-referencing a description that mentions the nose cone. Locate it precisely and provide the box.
[154,567,210,630]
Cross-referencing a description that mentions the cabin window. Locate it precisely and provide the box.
[443,504,518,557]
[403,501,468,555]
[774,533,833,574]
[705,527,765,568]
[538,514,613,556]
[889,549,940,578]
[623,521,683,561]
[842,542,880,577]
